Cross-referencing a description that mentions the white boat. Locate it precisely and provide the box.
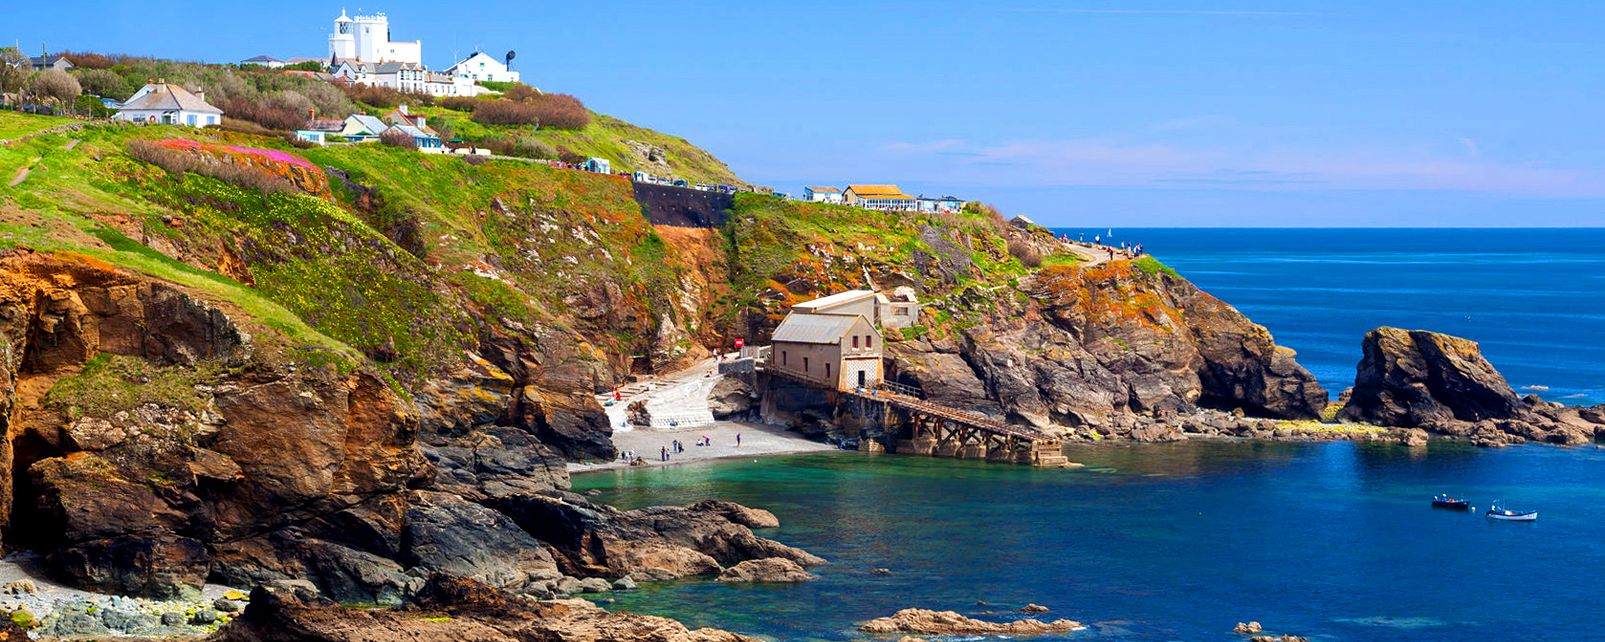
[1486,504,1538,522]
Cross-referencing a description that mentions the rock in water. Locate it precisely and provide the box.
[716,558,817,583]
[1018,603,1051,613]
[1340,327,1521,427]
[1235,621,1264,634]
[860,608,1082,635]
[1338,327,1605,444]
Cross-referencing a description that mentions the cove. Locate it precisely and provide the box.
[574,442,1605,641]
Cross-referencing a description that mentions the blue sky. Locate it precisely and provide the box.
[11,1,1605,226]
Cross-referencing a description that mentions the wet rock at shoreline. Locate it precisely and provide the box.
[485,492,823,580]
[859,608,1083,636]
[716,558,816,583]
[210,574,754,642]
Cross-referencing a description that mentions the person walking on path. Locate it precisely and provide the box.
[660,446,668,462]
[736,433,742,447]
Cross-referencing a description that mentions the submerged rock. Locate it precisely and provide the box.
[859,608,1082,636]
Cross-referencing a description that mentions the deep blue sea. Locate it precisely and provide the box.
[1049,228,1605,406]
[574,229,1605,641]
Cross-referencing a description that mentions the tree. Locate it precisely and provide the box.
[74,68,130,100]
[0,47,31,95]
[379,127,416,149]
[31,69,82,105]
[73,94,112,117]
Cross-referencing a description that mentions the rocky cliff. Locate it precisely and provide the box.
[1339,327,1605,446]
[721,198,1327,441]
[0,112,1360,633]
[0,250,818,610]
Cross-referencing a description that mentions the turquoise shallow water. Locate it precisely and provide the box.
[1050,228,1605,405]
[576,444,1605,641]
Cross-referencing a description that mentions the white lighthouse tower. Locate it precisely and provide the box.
[328,9,356,61]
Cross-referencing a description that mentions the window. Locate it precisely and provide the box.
[866,335,873,349]
[825,363,832,380]
[186,114,196,126]
[858,371,866,387]
[852,336,859,349]
[803,357,809,373]
[781,351,787,366]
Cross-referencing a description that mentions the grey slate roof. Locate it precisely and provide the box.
[771,313,862,345]
[120,83,223,114]
[392,124,436,140]
[345,114,388,135]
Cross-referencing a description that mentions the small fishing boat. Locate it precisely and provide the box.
[1431,495,1472,511]
[1486,504,1538,522]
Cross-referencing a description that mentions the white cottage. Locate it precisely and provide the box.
[113,82,223,127]
[445,51,520,84]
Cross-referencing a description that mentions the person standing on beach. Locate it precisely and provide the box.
[736,433,742,447]
[661,446,668,462]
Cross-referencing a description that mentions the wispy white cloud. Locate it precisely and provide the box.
[1457,137,1481,158]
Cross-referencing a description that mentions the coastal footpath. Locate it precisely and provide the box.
[1,100,1601,640]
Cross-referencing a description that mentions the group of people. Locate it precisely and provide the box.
[625,433,745,466]
[1069,232,1144,260]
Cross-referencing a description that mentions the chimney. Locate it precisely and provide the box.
[308,107,317,121]
[195,89,205,103]
[398,103,408,116]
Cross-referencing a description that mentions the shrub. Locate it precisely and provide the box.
[478,80,517,93]
[965,202,1010,235]
[222,90,315,131]
[437,96,480,112]
[0,48,29,94]
[59,51,122,69]
[470,100,538,125]
[73,94,113,117]
[379,127,416,149]
[127,139,297,194]
[281,61,325,72]
[368,207,427,258]
[1007,238,1043,268]
[502,83,540,103]
[527,93,590,130]
[31,69,81,105]
[74,68,131,100]
[485,135,558,160]
[431,119,455,142]
[342,83,405,108]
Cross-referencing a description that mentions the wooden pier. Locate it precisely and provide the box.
[761,366,1066,467]
[844,388,1068,467]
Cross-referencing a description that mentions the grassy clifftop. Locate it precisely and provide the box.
[417,108,743,186]
[0,109,1092,391]
[0,113,704,383]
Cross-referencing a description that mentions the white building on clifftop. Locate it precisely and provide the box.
[329,9,421,65]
